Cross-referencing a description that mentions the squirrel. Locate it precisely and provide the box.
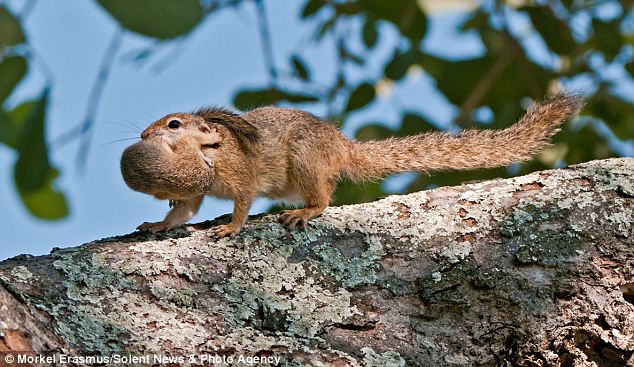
[120,93,583,238]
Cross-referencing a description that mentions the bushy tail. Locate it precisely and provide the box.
[344,93,584,181]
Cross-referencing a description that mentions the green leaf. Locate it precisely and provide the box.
[524,6,575,55]
[460,10,488,32]
[18,168,69,220]
[344,82,375,113]
[14,91,50,192]
[291,55,310,80]
[585,92,634,140]
[283,92,319,104]
[233,87,318,110]
[626,61,634,77]
[333,179,384,206]
[397,113,437,136]
[96,0,203,40]
[301,0,325,18]
[233,88,280,110]
[384,48,421,81]
[355,123,393,141]
[0,99,37,149]
[0,6,25,46]
[358,0,426,42]
[0,56,28,105]
[592,18,623,62]
[555,124,613,165]
[354,114,437,143]
[362,17,378,49]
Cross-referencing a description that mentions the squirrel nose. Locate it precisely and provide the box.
[141,130,162,140]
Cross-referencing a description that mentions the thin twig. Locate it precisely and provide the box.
[25,46,55,86]
[75,28,124,171]
[326,19,347,119]
[19,0,37,19]
[253,0,277,83]
[151,37,189,74]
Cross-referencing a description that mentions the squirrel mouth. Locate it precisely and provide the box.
[144,132,175,151]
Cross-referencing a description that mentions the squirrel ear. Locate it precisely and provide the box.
[192,106,259,153]
[198,123,212,134]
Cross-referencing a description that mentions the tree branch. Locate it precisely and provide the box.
[0,158,633,366]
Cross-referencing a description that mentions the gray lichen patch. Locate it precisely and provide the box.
[361,347,406,367]
[149,280,197,307]
[10,266,33,283]
[439,241,472,265]
[298,233,386,288]
[605,208,633,237]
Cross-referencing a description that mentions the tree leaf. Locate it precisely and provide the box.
[358,0,426,43]
[96,0,203,40]
[626,60,634,77]
[0,6,25,46]
[333,179,384,205]
[362,17,378,49]
[585,92,634,140]
[0,56,28,105]
[384,48,421,81]
[524,6,575,55]
[460,10,488,32]
[355,123,393,141]
[283,91,319,104]
[14,91,50,193]
[397,113,437,136]
[233,87,318,110]
[291,55,309,81]
[301,0,325,18]
[0,99,37,149]
[344,82,375,113]
[18,168,69,220]
[591,18,623,62]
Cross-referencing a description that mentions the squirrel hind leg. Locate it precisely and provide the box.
[278,176,336,230]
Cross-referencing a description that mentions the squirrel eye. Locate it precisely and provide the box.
[168,120,181,129]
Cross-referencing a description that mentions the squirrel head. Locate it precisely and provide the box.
[140,107,259,156]
[122,107,259,201]
[140,113,222,149]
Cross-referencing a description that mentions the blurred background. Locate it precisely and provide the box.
[0,0,632,260]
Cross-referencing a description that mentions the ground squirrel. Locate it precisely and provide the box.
[120,93,583,238]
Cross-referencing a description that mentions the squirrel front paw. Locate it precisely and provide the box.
[137,221,174,233]
[211,224,240,238]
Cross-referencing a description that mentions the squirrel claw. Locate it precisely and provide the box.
[278,210,307,231]
[211,224,239,239]
[137,221,172,233]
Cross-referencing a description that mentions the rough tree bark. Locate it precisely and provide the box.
[0,158,633,367]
